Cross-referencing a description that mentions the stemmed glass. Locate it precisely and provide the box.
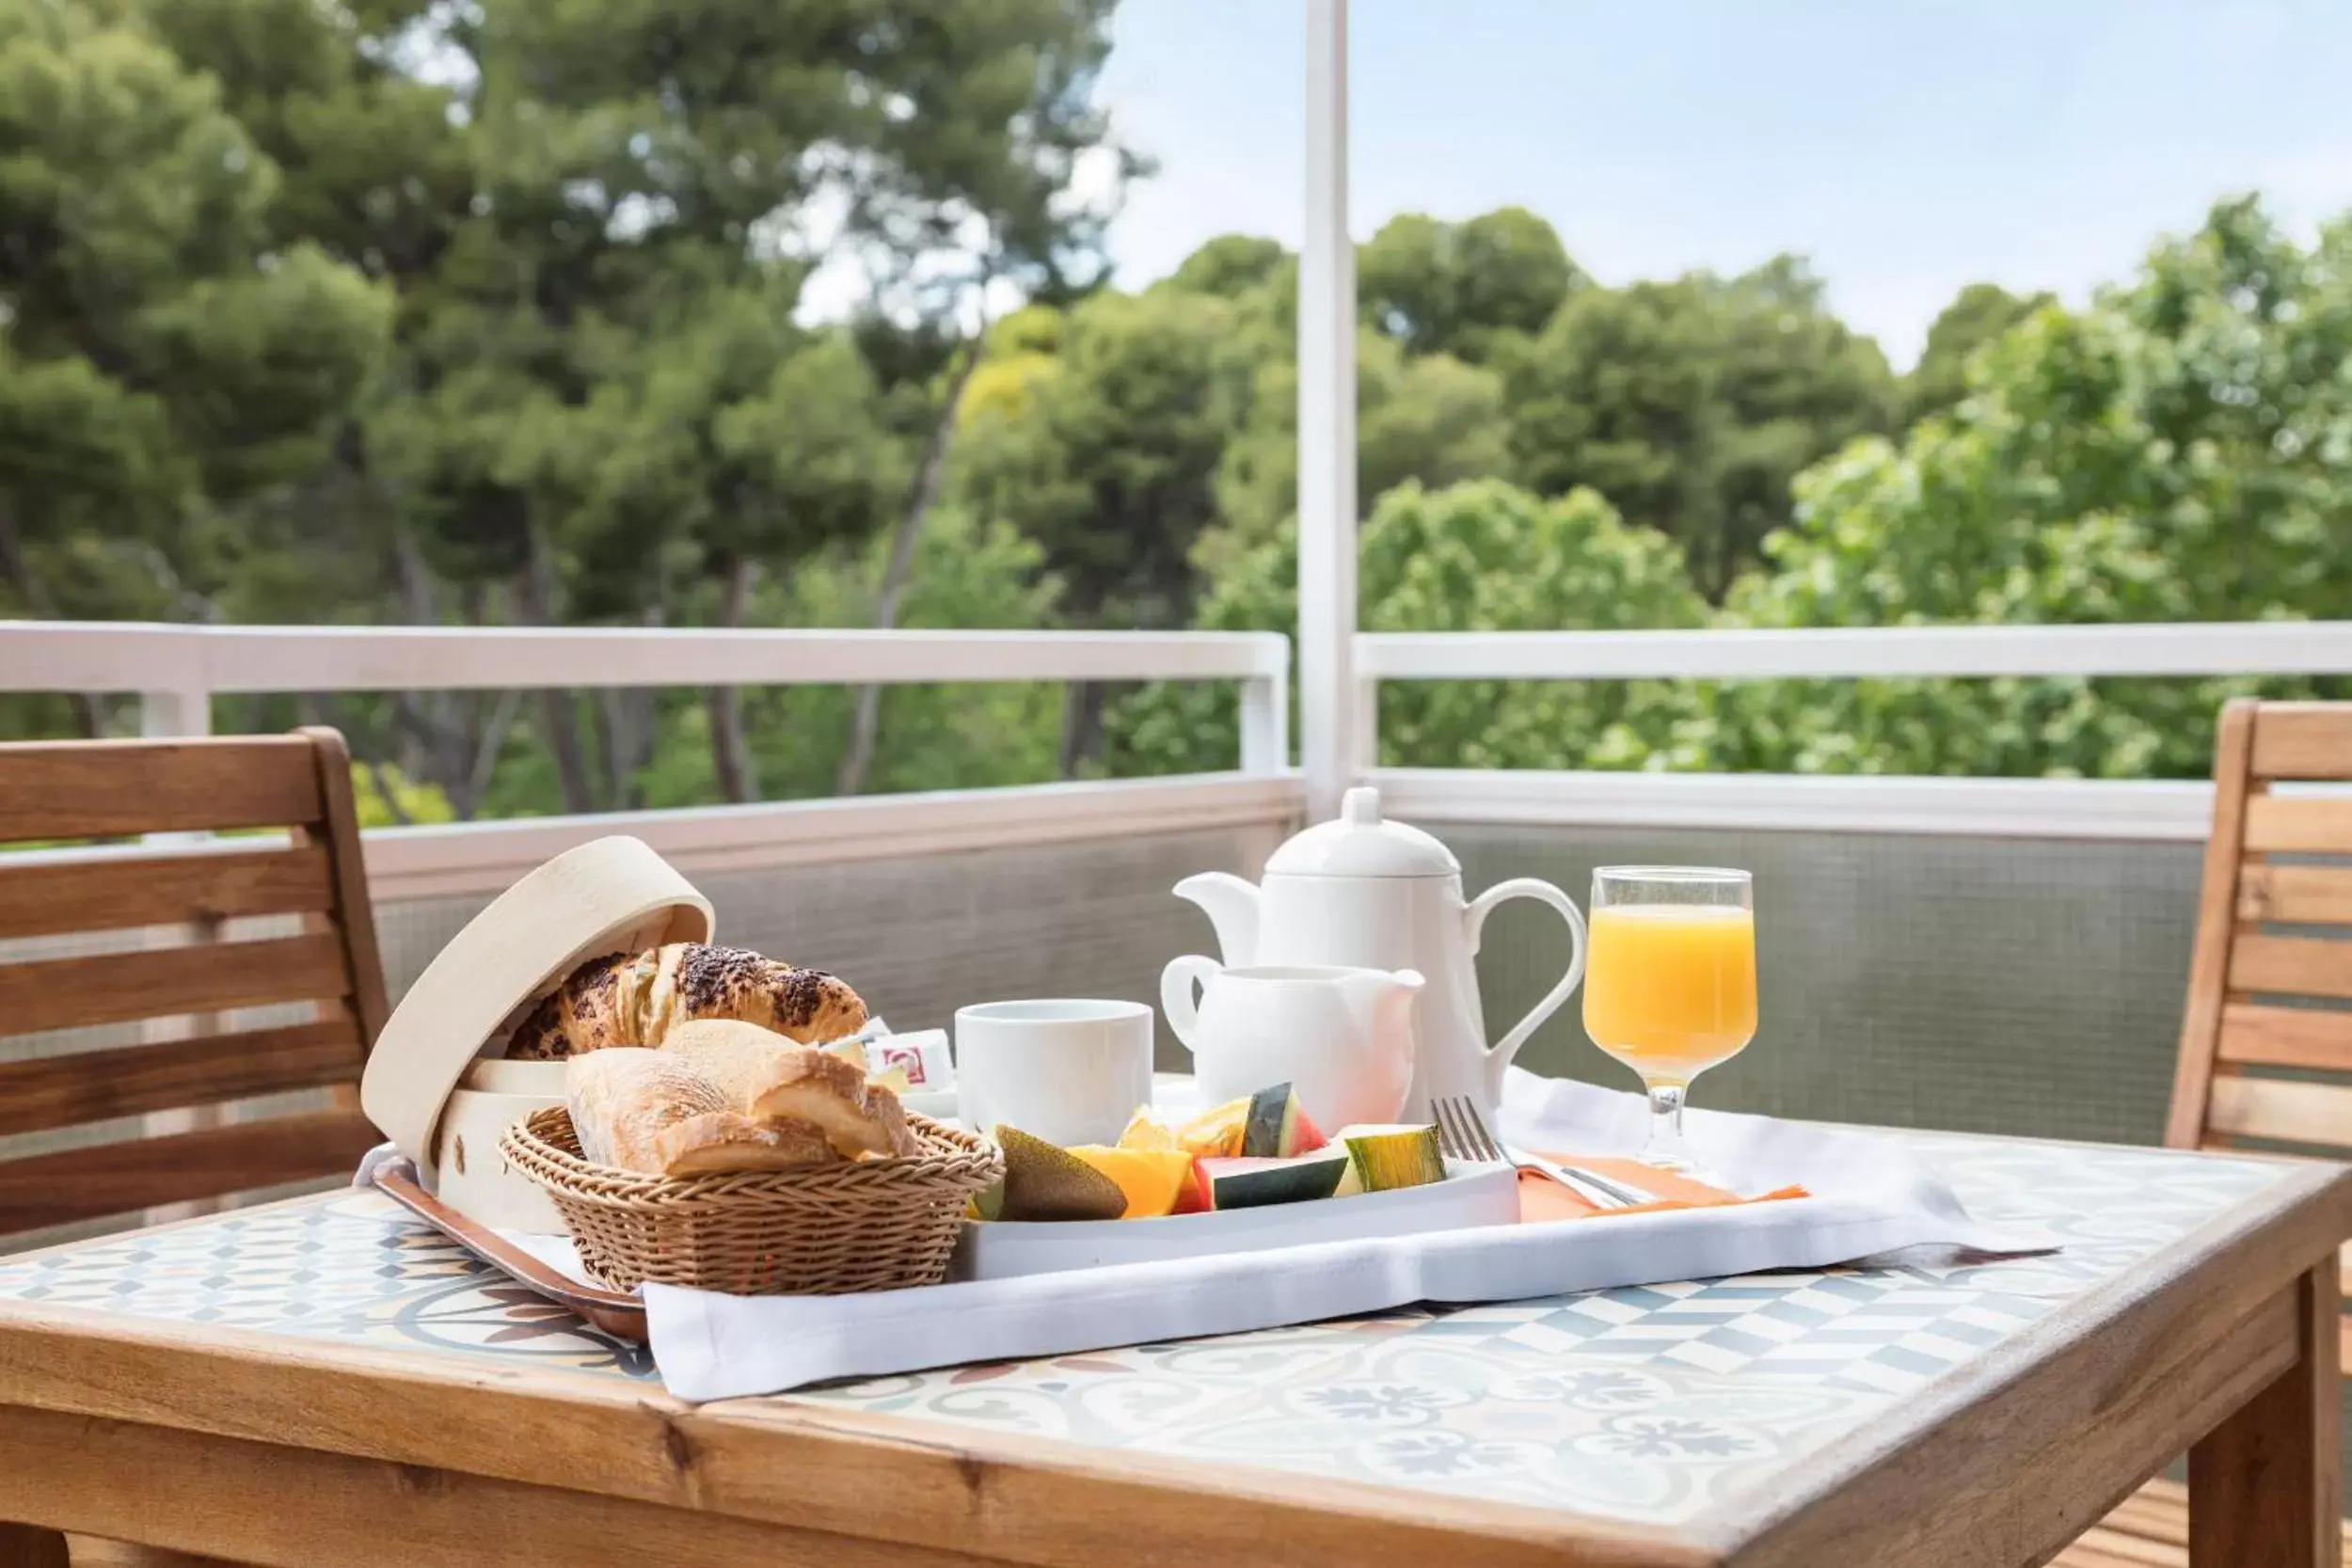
[1581,866,1756,1178]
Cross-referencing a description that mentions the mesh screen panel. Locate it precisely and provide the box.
[372,820,2204,1144]
[1443,821,2200,1147]
[373,824,1280,1069]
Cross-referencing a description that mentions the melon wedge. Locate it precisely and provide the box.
[993,1126,1126,1221]
[1335,1123,1445,1194]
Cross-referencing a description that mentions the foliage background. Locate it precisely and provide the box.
[5,0,2343,814]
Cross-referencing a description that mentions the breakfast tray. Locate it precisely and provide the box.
[374,1147,1518,1336]
[378,1073,2046,1402]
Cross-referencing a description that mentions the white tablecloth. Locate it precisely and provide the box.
[480,1070,2045,1401]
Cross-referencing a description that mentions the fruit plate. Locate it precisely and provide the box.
[946,1160,1519,1282]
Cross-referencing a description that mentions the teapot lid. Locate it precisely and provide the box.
[1264,786,1460,879]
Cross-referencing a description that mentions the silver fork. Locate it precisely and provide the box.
[1431,1096,1653,1212]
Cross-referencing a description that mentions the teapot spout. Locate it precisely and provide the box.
[1173,872,1262,966]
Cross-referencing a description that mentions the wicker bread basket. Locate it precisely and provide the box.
[501,1106,1003,1294]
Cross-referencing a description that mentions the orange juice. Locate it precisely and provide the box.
[1581,904,1757,1080]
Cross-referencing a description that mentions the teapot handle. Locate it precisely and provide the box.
[1159,954,1222,1056]
[1463,879,1589,1100]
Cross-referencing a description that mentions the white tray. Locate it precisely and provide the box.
[947,1160,1520,1281]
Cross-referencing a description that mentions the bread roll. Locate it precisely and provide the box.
[653,1112,841,1176]
[564,1049,726,1174]
[508,943,867,1060]
[867,1083,916,1160]
[660,1018,918,1159]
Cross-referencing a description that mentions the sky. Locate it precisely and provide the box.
[1091,0,2352,368]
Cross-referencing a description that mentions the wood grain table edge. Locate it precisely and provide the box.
[0,1301,1712,1568]
[0,1404,994,1568]
[1699,1158,2352,1568]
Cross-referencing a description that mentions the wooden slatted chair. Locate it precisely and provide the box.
[2058,698,2352,1567]
[0,729,387,1238]
[0,729,389,1568]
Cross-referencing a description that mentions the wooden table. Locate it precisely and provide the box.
[0,1128,2340,1568]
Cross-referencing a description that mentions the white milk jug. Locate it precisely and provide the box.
[1159,960,1423,1132]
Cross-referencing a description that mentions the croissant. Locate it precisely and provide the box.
[507,942,867,1061]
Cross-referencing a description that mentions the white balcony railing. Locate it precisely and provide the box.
[1357,621,2352,683]
[1361,621,2352,842]
[5,621,1288,757]
[12,617,2352,888]
[1,621,1296,898]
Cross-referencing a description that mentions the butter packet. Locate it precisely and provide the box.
[823,1020,954,1100]
[867,1026,953,1094]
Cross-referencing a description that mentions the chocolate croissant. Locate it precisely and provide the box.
[506,942,868,1061]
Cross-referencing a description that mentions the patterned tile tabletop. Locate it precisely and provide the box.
[0,1132,2293,1528]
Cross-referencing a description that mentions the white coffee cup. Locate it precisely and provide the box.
[953,999,1155,1147]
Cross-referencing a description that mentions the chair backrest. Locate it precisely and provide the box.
[0,728,388,1240]
[2168,699,2352,1155]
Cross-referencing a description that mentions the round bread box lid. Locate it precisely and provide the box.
[360,835,714,1184]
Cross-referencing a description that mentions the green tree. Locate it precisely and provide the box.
[1722,197,2352,780]
[788,509,1066,799]
[559,286,906,801]
[1104,479,1708,776]
[346,0,1126,808]
[1211,327,1512,548]
[1901,282,2053,426]
[956,285,1256,626]
[0,0,389,647]
[1359,207,1582,364]
[1166,233,1290,301]
[1505,257,1896,599]
[951,285,1261,768]
[615,507,1067,809]
[140,0,471,278]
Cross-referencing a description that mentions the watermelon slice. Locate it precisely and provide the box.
[1201,1148,1349,1210]
[1241,1083,1327,1158]
[1172,1158,1213,1214]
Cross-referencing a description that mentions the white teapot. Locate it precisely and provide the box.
[1173,787,1586,1124]
[1160,961,1424,1132]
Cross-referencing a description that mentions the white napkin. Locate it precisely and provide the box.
[586,1070,2044,1402]
[352,1142,404,1188]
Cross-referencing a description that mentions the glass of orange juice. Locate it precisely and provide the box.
[1582,866,1756,1177]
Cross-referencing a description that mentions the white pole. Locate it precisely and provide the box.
[1297,0,1358,822]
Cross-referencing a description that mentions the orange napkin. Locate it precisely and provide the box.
[1517,1153,1808,1223]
